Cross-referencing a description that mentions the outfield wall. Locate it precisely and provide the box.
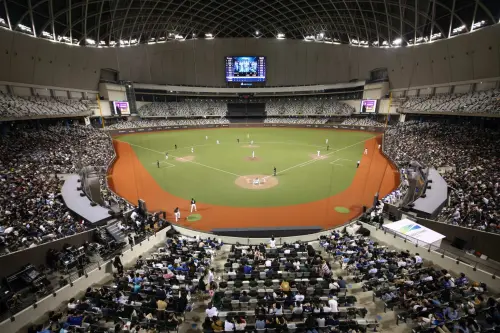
[106,123,386,137]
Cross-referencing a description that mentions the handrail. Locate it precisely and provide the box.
[370,222,500,278]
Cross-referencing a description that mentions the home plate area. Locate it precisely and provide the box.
[235,174,279,190]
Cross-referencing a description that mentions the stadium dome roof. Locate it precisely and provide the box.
[0,0,498,47]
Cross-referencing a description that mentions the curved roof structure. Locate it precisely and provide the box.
[0,0,499,47]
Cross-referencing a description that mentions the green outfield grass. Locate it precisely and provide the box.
[116,128,375,207]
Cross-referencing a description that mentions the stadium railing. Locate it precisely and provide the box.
[0,227,171,333]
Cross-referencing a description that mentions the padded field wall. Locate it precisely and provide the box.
[0,25,499,90]
[106,123,386,137]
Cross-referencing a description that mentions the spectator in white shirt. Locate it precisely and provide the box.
[67,298,78,310]
[265,259,272,267]
[316,316,326,327]
[328,298,338,312]
[224,317,235,332]
[205,303,218,318]
[208,269,214,284]
[329,281,340,290]
[227,269,237,279]
[368,267,378,275]
[269,237,276,248]
[294,291,305,302]
[414,253,423,264]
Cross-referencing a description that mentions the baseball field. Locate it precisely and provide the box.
[108,127,399,233]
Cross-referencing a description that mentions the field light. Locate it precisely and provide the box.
[277,33,285,39]
[392,38,402,45]
[205,33,214,39]
[255,31,259,35]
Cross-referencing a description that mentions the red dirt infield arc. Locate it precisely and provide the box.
[108,135,399,232]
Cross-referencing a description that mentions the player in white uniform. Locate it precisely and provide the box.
[364,148,368,155]
[165,152,169,160]
[190,198,197,212]
[205,136,208,140]
[357,160,360,168]
[252,151,255,159]
[317,150,320,157]
[191,147,194,153]
[253,178,260,185]
[174,207,180,222]
[326,139,329,144]
[250,140,254,145]
[216,140,220,144]
[378,144,381,149]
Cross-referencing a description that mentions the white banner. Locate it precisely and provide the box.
[383,218,445,247]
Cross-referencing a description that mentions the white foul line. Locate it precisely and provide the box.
[269,135,377,177]
[116,134,377,180]
[116,140,242,178]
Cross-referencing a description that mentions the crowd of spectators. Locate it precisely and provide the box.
[266,97,354,116]
[106,118,230,130]
[264,117,329,125]
[139,99,227,117]
[0,92,94,118]
[204,238,377,333]
[401,90,500,114]
[320,229,497,333]
[33,234,222,333]
[340,118,385,127]
[383,120,499,231]
[0,124,114,254]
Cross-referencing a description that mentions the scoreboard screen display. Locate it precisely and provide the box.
[360,99,378,113]
[112,101,130,115]
[225,56,266,83]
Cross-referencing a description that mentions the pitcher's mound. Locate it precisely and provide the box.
[242,145,260,148]
[235,174,278,190]
[175,155,195,162]
[244,156,261,162]
[309,154,327,160]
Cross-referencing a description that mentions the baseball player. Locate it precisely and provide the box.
[252,151,255,159]
[364,148,368,155]
[191,147,194,153]
[250,140,254,145]
[165,152,169,160]
[253,177,260,185]
[378,144,381,149]
[317,150,320,157]
[205,135,208,140]
[357,160,360,168]
[326,139,329,144]
[237,138,240,143]
[247,134,250,139]
[216,140,220,144]
[190,198,197,212]
[157,160,160,168]
[175,144,177,150]
[327,145,330,151]
[273,167,277,176]
[174,207,180,222]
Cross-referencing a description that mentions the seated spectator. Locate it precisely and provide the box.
[224,316,236,332]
